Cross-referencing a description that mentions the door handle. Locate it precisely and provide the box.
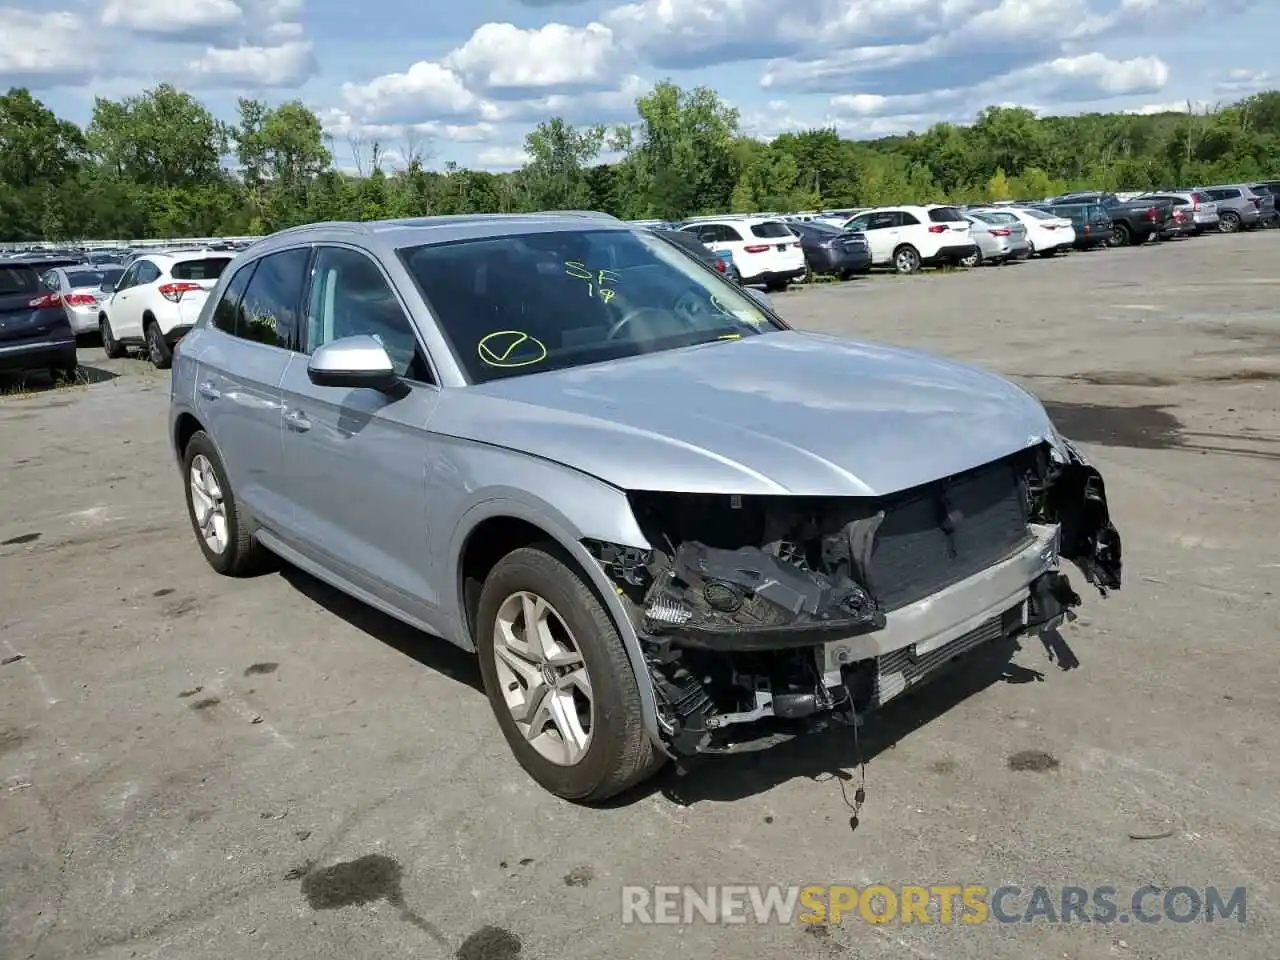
[197,381,220,400]
[284,409,311,432]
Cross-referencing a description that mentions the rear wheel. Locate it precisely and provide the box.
[1108,223,1132,247]
[893,245,921,274]
[100,315,126,358]
[146,319,173,369]
[476,544,661,802]
[182,431,262,576]
[764,278,788,293]
[959,248,981,268]
[1218,210,1241,233]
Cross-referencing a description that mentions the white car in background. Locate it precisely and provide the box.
[679,216,807,290]
[843,205,978,274]
[39,264,126,337]
[976,207,1075,257]
[99,250,234,368]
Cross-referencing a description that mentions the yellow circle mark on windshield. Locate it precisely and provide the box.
[478,330,548,368]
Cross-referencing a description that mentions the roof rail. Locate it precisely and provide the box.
[534,210,620,220]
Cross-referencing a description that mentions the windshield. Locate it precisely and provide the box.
[399,228,781,384]
[973,211,1015,224]
[1022,208,1055,220]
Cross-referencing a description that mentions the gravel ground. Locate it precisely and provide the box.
[2,232,1278,960]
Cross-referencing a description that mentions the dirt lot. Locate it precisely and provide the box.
[3,233,1278,960]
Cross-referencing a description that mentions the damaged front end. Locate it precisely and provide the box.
[586,439,1122,759]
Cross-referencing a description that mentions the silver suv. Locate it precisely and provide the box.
[169,214,1123,802]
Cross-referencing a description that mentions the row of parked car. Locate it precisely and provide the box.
[0,245,241,379]
[634,181,1278,286]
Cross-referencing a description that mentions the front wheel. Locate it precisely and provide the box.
[476,545,661,802]
[1218,211,1241,233]
[959,248,981,268]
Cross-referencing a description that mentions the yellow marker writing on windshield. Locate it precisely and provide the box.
[477,330,548,368]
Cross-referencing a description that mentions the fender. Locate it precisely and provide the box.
[449,493,670,753]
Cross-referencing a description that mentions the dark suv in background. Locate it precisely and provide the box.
[0,256,80,381]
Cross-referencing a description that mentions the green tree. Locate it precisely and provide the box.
[521,117,604,210]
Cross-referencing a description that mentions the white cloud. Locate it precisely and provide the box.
[340,61,488,124]
[187,40,316,87]
[831,53,1168,121]
[317,107,497,144]
[0,10,99,85]
[100,0,244,41]
[445,22,626,96]
[1125,99,1212,115]
[475,146,530,170]
[1213,68,1271,95]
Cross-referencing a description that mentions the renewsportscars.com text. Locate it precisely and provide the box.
[621,884,1247,926]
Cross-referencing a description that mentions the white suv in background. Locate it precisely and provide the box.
[843,205,978,274]
[99,250,234,368]
[679,216,807,290]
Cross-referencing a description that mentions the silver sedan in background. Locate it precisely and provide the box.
[40,264,125,337]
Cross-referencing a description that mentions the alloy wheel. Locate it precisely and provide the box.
[491,590,594,766]
[188,454,228,554]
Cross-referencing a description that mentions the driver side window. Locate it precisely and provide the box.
[305,247,432,383]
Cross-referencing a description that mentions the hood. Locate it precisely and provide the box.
[433,330,1056,497]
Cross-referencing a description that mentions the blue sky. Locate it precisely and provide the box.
[6,0,1275,172]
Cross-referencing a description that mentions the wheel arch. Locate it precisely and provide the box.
[451,495,666,750]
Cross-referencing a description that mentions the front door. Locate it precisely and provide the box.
[193,248,310,537]
[277,245,442,623]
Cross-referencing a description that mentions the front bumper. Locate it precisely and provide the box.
[820,524,1059,682]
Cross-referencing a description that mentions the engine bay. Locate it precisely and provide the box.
[587,440,1122,757]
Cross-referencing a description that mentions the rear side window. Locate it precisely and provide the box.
[172,258,232,281]
[927,207,965,222]
[234,248,309,350]
[0,266,38,296]
[750,221,793,238]
[212,262,257,336]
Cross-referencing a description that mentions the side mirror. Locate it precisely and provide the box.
[307,335,399,391]
[744,287,772,309]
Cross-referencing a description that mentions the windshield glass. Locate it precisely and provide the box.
[1022,208,1054,220]
[399,228,781,384]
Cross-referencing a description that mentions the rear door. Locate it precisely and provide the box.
[194,249,309,538]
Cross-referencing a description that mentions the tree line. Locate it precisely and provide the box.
[2,81,1279,242]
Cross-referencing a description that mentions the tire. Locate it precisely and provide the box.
[893,245,921,274]
[100,314,126,358]
[1108,223,1132,247]
[1218,211,1241,234]
[181,430,262,576]
[959,248,981,268]
[475,544,661,803]
[146,319,173,369]
[764,279,787,293]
